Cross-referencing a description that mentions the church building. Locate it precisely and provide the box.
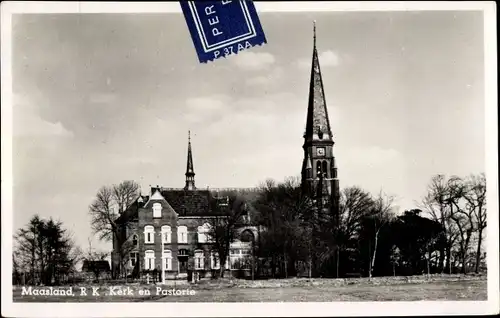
[301,22,340,216]
[111,23,339,280]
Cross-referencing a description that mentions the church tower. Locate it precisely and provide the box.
[301,22,340,213]
[184,131,196,191]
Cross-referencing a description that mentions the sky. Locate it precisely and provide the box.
[12,11,485,252]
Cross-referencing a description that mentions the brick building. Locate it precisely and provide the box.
[111,132,260,279]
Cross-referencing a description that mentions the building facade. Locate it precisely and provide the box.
[111,132,259,279]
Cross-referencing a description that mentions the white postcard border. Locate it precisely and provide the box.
[1,1,498,317]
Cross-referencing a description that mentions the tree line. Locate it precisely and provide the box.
[210,173,487,278]
[253,173,486,278]
[14,173,486,284]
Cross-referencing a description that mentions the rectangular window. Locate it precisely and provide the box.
[144,226,155,244]
[153,203,162,218]
[179,233,186,243]
[164,258,172,270]
[164,232,171,243]
[195,252,205,270]
[177,226,188,244]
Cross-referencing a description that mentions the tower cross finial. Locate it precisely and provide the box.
[313,20,317,48]
[188,130,191,143]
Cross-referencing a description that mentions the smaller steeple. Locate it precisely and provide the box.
[184,130,196,191]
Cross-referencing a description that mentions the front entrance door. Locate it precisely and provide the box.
[178,257,188,273]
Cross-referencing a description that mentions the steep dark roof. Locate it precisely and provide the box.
[116,188,260,222]
[304,22,333,144]
[115,198,141,224]
[161,189,222,216]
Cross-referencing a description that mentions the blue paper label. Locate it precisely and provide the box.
[180,1,267,63]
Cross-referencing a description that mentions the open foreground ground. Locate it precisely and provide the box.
[13,275,487,302]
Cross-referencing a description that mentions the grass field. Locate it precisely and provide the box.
[13,276,487,302]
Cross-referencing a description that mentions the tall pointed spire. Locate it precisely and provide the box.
[184,130,196,191]
[313,20,316,49]
[304,21,333,144]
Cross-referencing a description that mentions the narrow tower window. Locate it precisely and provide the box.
[322,161,328,177]
[316,160,322,177]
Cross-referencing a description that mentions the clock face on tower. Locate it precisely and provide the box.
[316,147,325,156]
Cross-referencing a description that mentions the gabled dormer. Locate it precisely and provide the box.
[142,187,178,219]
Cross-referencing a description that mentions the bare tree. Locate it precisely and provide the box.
[207,195,246,278]
[446,176,475,274]
[367,191,395,278]
[88,180,140,278]
[113,180,140,214]
[339,187,375,242]
[317,186,374,278]
[463,173,487,273]
[421,175,460,273]
[254,177,313,278]
[422,174,486,274]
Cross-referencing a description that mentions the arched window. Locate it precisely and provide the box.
[163,249,172,270]
[132,234,138,247]
[322,161,328,177]
[144,225,155,244]
[161,225,172,243]
[197,223,212,243]
[153,203,162,218]
[144,250,155,270]
[194,250,205,270]
[178,226,188,244]
[316,160,322,177]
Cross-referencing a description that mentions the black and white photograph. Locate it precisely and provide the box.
[1,1,498,317]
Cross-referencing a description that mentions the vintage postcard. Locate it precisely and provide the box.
[1,1,498,317]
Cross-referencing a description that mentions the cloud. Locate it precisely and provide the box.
[13,94,73,138]
[184,95,230,123]
[230,51,275,71]
[186,95,230,113]
[297,50,340,69]
[245,67,284,86]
